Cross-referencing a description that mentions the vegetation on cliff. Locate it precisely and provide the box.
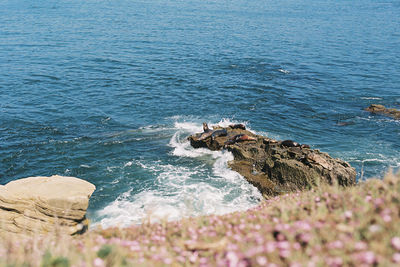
[1,172,400,266]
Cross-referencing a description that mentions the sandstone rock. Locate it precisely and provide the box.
[188,124,356,197]
[0,175,95,236]
[365,104,400,119]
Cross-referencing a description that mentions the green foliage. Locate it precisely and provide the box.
[41,251,70,267]
[97,245,114,259]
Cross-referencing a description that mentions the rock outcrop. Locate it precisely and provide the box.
[189,124,356,197]
[365,104,400,119]
[0,175,95,236]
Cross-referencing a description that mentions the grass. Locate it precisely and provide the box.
[1,171,400,266]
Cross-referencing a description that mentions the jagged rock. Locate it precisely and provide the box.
[189,124,356,197]
[365,104,400,119]
[0,175,95,236]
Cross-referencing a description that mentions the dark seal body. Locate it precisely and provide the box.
[280,140,300,147]
[225,134,256,145]
[280,140,310,148]
[211,129,228,140]
[198,122,213,140]
[229,124,246,130]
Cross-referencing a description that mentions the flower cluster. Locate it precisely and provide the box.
[1,172,400,266]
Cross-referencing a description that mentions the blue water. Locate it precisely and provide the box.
[1,0,400,227]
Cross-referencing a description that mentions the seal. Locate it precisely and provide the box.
[280,140,310,149]
[280,140,300,147]
[229,124,246,130]
[211,129,227,140]
[202,122,210,132]
[198,122,214,140]
[225,134,257,145]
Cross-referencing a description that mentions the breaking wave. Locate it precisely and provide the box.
[95,119,261,228]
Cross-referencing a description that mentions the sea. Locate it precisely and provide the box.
[1,0,399,228]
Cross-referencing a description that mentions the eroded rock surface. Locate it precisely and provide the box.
[189,125,356,197]
[365,104,400,119]
[0,175,95,236]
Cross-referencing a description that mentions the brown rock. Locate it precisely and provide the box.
[365,104,400,119]
[0,175,95,236]
[188,124,356,197]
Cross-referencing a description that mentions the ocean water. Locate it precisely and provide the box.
[1,0,399,227]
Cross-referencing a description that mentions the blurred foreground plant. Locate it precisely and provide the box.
[1,171,400,266]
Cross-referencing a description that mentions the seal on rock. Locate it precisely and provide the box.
[225,134,257,145]
[229,124,246,130]
[211,129,228,140]
[198,122,214,140]
[280,140,310,149]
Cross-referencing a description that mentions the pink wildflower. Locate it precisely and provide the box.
[368,224,381,233]
[277,241,290,250]
[189,252,198,263]
[374,198,384,206]
[297,233,312,246]
[256,256,268,266]
[354,241,367,251]
[217,258,228,267]
[382,214,392,223]
[255,235,264,245]
[233,234,242,242]
[199,257,208,264]
[327,240,344,250]
[279,249,291,258]
[93,258,105,267]
[226,251,240,267]
[393,253,400,263]
[163,258,172,265]
[227,243,239,250]
[245,246,264,257]
[95,236,107,245]
[76,240,85,252]
[177,256,185,263]
[354,251,376,265]
[294,220,312,231]
[130,244,141,252]
[293,242,301,250]
[391,237,400,251]
[326,257,343,267]
[276,233,286,241]
[344,210,352,219]
[265,242,276,253]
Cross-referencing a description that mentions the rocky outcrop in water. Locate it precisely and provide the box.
[189,124,356,197]
[0,175,95,236]
[365,104,400,119]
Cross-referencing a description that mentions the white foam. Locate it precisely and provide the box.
[80,164,91,168]
[95,119,262,228]
[278,68,290,74]
[124,161,133,167]
[360,97,382,100]
[174,121,203,133]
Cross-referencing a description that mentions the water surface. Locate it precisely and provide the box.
[1,0,399,227]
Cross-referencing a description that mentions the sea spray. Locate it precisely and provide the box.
[95,119,261,228]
